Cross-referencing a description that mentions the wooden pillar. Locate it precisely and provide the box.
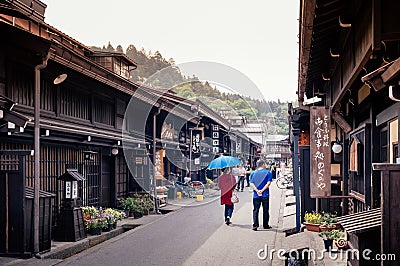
[372,163,400,266]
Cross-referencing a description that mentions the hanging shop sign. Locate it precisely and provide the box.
[310,106,331,197]
[236,139,241,153]
[212,124,220,153]
[191,129,203,154]
[154,149,164,180]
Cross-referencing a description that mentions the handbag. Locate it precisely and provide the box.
[231,191,239,203]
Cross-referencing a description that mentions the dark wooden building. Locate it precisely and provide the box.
[297,0,400,264]
[0,0,263,256]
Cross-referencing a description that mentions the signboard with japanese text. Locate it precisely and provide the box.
[310,106,331,197]
[154,149,164,180]
[236,140,241,153]
[72,181,78,199]
[191,129,202,154]
[65,181,71,199]
[212,124,220,154]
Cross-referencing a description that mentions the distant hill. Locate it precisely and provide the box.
[93,42,294,135]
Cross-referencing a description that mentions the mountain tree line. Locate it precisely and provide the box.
[93,43,294,135]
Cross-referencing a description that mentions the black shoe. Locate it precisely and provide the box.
[252,226,258,231]
[263,225,272,229]
[240,189,243,192]
[225,217,231,225]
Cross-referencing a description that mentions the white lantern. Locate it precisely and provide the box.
[332,142,343,154]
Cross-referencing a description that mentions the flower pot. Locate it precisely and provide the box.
[102,224,112,232]
[133,211,143,219]
[124,209,129,218]
[112,222,117,229]
[89,227,102,235]
[319,222,341,232]
[303,222,321,232]
[323,239,333,251]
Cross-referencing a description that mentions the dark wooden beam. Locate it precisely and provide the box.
[382,57,400,83]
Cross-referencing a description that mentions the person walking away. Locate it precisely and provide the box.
[231,165,239,188]
[270,162,277,180]
[245,162,252,187]
[250,159,273,231]
[218,168,237,225]
[237,164,246,191]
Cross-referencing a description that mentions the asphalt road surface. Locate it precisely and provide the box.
[57,186,282,266]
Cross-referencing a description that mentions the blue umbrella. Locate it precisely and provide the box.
[207,155,243,170]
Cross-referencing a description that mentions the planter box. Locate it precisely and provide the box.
[319,222,341,232]
[303,222,321,232]
[89,227,102,235]
[133,211,143,219]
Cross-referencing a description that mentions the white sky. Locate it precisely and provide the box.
[42,0,299,102]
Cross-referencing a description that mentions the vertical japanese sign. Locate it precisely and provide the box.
[310,106,331,197]
[154,149,164,180]
[191,129,202,154]
[65,181,71,199]
[236,139,241,153]
[72,181,78,199]
[212,124,219,153]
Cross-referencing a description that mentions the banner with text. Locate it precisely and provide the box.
[310,106,331,197]
[154,149,164,180]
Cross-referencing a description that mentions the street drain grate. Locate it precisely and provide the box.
[121,224,141,232]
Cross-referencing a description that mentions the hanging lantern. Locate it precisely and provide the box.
[332,140,343,154]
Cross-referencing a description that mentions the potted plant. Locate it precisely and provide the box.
[88,217,107,235]
[82,206,104,234]
[303,212,322,232]
[319,212,340,231]
[118,198,131,217]
[142,195,154,215]
[131,201,144,219]
[103,208,123,231]
[318,229,344,251]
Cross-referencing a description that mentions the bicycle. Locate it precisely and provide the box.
[166,173,205,198]
[276,174,293,189]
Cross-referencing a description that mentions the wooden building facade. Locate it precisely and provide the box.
[0,0,262,256]
[297,0,400,264]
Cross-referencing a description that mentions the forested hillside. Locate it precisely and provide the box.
[93,43,294,134]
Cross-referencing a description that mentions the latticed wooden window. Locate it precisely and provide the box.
[93,97,115,126]
[60,85,90,120]
[10,65,34,107]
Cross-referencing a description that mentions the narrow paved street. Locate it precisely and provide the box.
[56,182,284,266]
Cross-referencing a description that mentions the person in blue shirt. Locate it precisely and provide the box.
[249,159,273,231]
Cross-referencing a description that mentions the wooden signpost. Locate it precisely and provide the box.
[310,106,331,197]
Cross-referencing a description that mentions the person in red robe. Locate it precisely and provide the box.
[218,168,237,225]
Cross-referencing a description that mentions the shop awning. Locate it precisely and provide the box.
[337,208,381,234]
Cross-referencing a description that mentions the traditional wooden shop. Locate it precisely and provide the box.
[0,0,258,257]
[297,0,400,264]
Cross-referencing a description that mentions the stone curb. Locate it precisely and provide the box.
[38,226,139,260]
